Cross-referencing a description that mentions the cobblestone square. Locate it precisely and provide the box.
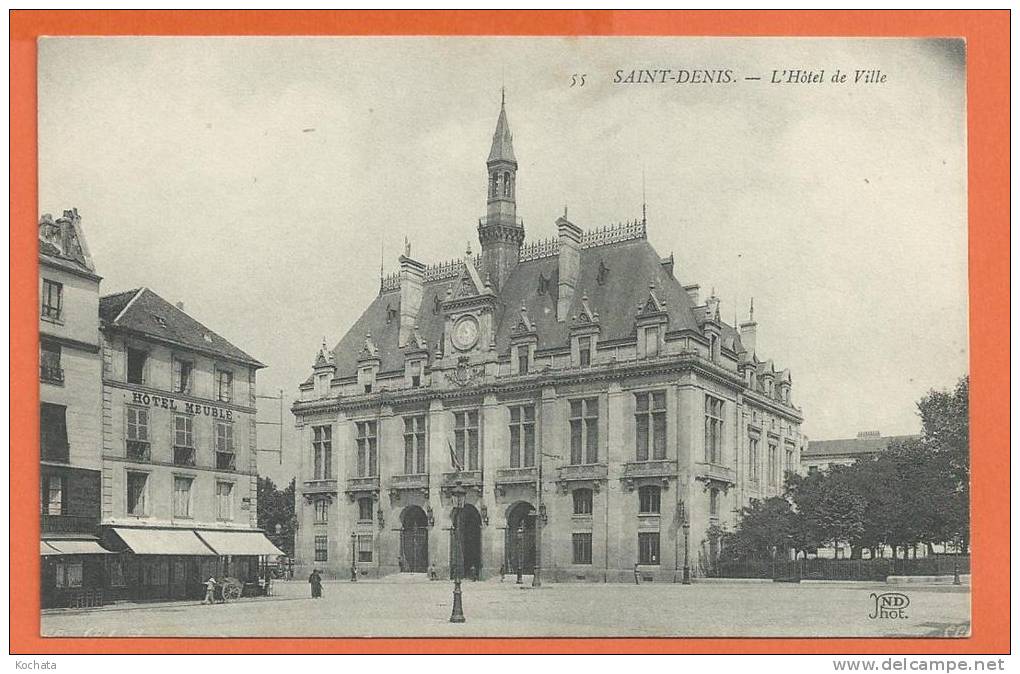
[41,578,971,639]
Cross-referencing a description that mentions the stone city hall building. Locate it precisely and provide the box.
[292,96,806,582]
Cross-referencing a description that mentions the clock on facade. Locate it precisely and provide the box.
[452,315,479,351]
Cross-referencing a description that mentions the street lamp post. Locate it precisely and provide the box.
[682,503,692,585]
[350,533,358,582]
[449,480,466,623]
[516,525,524,585]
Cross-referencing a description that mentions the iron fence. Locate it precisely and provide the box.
[709,554,970,581]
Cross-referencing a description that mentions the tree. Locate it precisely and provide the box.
[257,477,296,557]
[721,496,801,561]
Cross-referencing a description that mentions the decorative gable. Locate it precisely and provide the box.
[636,281,668,320]
[357,332,380,363]
[573,293,600,327]
[511,304,536,338]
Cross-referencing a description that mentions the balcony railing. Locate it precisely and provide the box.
[558,463,609,482]
[216,451,236,471]
[346,475,380,492]
[303,479,338,496]
[696,462,736,485]
[389,474,429,491]
[40,365,64,384]
[495,466,538,485]
[173,446,196,467]
[126,440,151,462]
[442,470,483,489]
[41,513,99,535]
[622,459,677,479]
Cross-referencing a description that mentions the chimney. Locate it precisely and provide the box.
[556,215,582,321]
[683,284,700,305]
[739,298,757,356]
[660,253,675,278]
[399,253,426,347]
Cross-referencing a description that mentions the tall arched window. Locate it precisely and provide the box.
[503,171,512,197]
[489,173,497,198]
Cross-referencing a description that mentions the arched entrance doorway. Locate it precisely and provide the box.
[450,504,483,579]
[505,501,536,575]
[400,506,429,573]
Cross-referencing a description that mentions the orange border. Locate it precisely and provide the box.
[10,10,1009,655]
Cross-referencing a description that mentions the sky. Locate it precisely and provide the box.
[38,37,968,484]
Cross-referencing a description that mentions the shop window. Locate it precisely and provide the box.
[508,405,535,468]
[40,403,69,462]
[355,421,378,477]
[572,488,593,516]
[40,341,63,383]
[638,485,661,514]
[173,357,193,394]
[569,398,599,464]
[572,533,593,565]
[127,347,147,385]
[312,425,332,479]
[127,471,148,516]
[41,279,63,321]
[638,532,660,565]
[314,535,328,562]
[635,391,666,461]
[403,416,426,475]
[55,561,83,588]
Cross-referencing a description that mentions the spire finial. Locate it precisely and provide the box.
[641,163,647,225]
[564,205,568,219]
[749,297,755,322]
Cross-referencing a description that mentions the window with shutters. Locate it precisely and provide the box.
[127,471,148,516]
[216,481,234,521]
[216,421,235,470]
[635,391,666,461]
[217,369,234,403]
[173,357,193,394]
[508,405,535,468]
[173,415,195,466]
[41,475,65,515]
[126,406,150,461]
[173,476,193,518]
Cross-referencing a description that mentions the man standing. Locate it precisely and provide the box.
[203,577,217,605]
[308,569,322,599]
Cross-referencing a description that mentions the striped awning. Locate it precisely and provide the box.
[195,530,285,556]
[111,527,217,556]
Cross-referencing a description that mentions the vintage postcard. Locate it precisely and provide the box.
[14,12,1007,655]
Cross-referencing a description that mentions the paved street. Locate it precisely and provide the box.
[41,578,970,638]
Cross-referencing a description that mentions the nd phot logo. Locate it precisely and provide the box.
[869,592,910,619]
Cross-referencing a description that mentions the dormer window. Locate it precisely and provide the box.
[518,348,529,375]
[409,361,422,388]
[358,365,376,394]
[644,326,660,358]
[709,334,719,362]
[578,336,592,367]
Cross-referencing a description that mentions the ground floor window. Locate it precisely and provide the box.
[638,532,660,565]
[55,560,83,588]
[314,535,328,562]
[358,534,373,562]
[572,533,592,564]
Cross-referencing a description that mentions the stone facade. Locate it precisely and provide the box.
[292,98,806,582]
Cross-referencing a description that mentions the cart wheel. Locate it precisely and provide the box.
[223,584,242,602]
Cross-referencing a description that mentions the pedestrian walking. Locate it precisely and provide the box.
[633,563,640,585]
[429,563,438,581]
[309,569,323,598]
[203,576,217,604]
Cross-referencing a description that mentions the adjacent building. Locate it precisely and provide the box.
[38,210,111,608]
[801,431,919,473]
[96,288,282,601]
[292,96,806,582]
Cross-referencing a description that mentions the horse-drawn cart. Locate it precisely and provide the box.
[218,576,244,602]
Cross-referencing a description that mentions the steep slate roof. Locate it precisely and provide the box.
[100,287,264,368]
[803,434,919,459]
[487,98,516,163]
[328,235,745,377]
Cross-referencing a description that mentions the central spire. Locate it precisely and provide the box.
[479,91,523,291]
